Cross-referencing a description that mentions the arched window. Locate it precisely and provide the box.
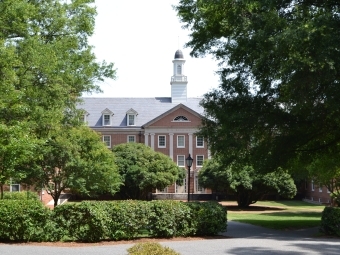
[174,115,188,121]
[177,65,182,75]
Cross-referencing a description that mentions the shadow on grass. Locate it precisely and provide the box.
[226,205,284,211]
[260,211,322,218]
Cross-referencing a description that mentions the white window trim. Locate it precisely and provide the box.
[102,114,111,126]
[127,114,135,126]
[177,155,185,167]
[127,135,136,143]
[103,135,111,148]
[196,155,204,167]
[10,184,20,192]
[158,135,166,148]
[177,135,185,148]
[195,175,204,192]
[319,184,322,192]
[196,136,204,148]
[311,180,314,191]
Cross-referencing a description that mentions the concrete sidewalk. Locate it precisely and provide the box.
[0,221,339,255]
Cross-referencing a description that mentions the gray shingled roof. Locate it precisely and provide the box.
[78,97,203,127]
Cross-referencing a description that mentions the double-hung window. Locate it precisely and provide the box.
[177,135,185,148]
[103,114,111,126]
[128,114,135,126]
[196,137,204,147]
[103,135,111,148]
[126,108,138,126]
[196,155,204,167]
[127,135,135,143]
[158,135,166,148]
[177,155,185,167]
[101,108,113,126]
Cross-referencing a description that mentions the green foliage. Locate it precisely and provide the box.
[0,0,115,199]
[176,1,340,188]
[113,143,184,199]
[105,201,151,240]
[320,207,340,236]
[2,191,39,200]
[186,202,227,235]
[199,158,296,207]
[148,201,195,237]
[52,201,111,242]
[306,154,340,205]
[127,242,180,255]
[0,200,52,242]
[33,126,121,207]
[0,200,228,242]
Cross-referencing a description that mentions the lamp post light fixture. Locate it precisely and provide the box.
[186,154,193,202]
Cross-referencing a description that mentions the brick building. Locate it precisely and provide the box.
[79,50,211,199]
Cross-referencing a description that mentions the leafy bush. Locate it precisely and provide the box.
[0,200,228,242]
[320,207,340,236]
[3,191,39,200]
[127,242,181,255]
[187,202,227,235]
[52,201,111,242]
[0,200,52,242]
[105,200,150,240]
[148,201,195,237]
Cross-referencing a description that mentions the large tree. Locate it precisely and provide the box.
[32,126,121,207]
[175,1,340,176]
[199,158,296,207]
[0,0,115,190]
[113,143,185,200]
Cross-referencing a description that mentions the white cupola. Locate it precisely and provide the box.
[170,49,188,103]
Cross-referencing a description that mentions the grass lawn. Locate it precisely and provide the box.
[226,200,325,230]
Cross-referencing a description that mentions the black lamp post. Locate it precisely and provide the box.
[186,154,193,202]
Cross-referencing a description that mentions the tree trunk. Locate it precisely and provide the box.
[236,192,252,208]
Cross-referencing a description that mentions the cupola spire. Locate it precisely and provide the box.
[170,49,188,103]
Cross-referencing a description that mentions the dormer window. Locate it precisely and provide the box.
[101,108,113,126]
[173,115,189,122]
[128,114,135,126]
[103,115,110,125]
[126,108,138,126]
[80,110,89,123]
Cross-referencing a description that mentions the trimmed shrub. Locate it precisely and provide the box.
[127,242,181,255]
[0,200,52,242]
[52,201,111,242]
[105,200,150,240]
[320,207,340,236]
[186,202,227,235]
[148,201,195,237]
[3,191,39,200]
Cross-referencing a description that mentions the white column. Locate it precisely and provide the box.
[144,133,149,146]
[150,133,155,150]
[169,133,174,160]
[188,133,193,156]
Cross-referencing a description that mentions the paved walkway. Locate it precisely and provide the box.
[0,221,339,255]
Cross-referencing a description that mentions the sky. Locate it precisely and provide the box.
[86,0,221,98]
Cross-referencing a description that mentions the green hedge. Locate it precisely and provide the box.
[3,191,39,200]
[105,200,151,240]
[187,202,228,235]
[0,200,52,242]
[148,201,195,237]
[320,207,340,236]
[52,202,111,242]
[0,200,228,242]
